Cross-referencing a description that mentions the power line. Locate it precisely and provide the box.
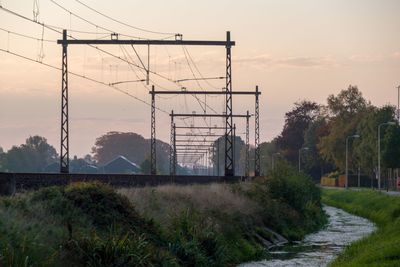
[73,0,178,36]
[0,27,56,42]
[183,46,222,90]
[0,4,104,36]
[49,0,142,39]
[1,5,226,134]
[0,47,169,114]
[45,24,109,35]
[0,5,62,34]
[0,5,223,115]
[181,46,219,116]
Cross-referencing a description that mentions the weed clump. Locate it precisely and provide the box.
[0,182,167,266]
[250,161,327,239]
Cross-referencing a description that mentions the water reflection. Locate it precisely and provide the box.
[240,206,375,267]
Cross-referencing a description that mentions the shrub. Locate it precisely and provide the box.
[166,209,230,267]
[247,162,326,239]
[65,228,155,267]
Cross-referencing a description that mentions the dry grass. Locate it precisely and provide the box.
[119,182,260,226]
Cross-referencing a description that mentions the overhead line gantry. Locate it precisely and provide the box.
[154,86,260,176]
[169,110,252,176]
[57,30,235,174]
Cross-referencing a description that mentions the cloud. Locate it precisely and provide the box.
[72,116,145,123]
[235,54,337,69]
[348,54,384,63]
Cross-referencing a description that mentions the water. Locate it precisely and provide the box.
[240,206,376,267]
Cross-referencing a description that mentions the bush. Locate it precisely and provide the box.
[65,228,155,267]
[0,183,169,267]
[248,162,326,239]
[166,210,230,267]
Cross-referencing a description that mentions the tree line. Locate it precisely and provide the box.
[1,85,398,178]
[262,85,400,180]
[0,132,172,174]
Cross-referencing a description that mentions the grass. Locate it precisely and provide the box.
[0,163,326,266]
[119,183,259,228]
[322,189,400,267]
[119,183,267,265]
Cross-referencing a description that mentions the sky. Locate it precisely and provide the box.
[0,0,399,157]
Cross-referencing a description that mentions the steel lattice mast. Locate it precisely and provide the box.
[60,30,69,173]
[255,85,260,176]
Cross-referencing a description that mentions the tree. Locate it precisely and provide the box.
[381,124,400,169]
[140,157,151,174]
[353,106,395,174]
[83,154,95,164]
[256,140,278,175]
[276,100,321,163]
[92,132,170,174]
[327,85,369,119]
[302,117,334,179]
[0,147,5,171]
[4,136,58,172]
[319,85,370,171]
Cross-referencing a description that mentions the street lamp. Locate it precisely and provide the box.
[272,152,281,170]
[346,134,360,189]
[298,147,309,172]
[397,85,400,123]
[378,121,396,190]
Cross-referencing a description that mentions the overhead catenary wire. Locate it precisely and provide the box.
[119,45,174,92]
[183,46,222,90]
[49,0,144,40]
[0,5,62,34]
[0,27,56,42]
[1,5,230,143]
[0,47,220,139]
[0,47,169,114]
[0,6,226,98]
[73,0,178,36]
[181,46,219,125]
[0,5,224,117]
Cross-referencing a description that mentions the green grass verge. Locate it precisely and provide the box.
[322,189,400,267]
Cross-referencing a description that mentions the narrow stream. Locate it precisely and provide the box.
[240,206,376,267]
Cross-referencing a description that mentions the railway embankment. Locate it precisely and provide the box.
[0,163,326,266]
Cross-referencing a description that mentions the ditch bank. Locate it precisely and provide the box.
[0,164,327,266]
[240,205,375,266]
[321,189,400,266]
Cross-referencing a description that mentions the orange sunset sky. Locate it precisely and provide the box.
[1,0,399,156]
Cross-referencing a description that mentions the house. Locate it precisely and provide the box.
[100,155,141,174]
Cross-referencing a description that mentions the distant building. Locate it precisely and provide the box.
[43,162,59,173]
[43,155,140,174]
[100,155,141,174]
[43,159,98,173]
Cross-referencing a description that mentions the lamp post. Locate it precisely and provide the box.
[397,85,400,123]
[378,122,396,190]
[298,147,309,172]
[272,152,281,170]
[346,134,360,189]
